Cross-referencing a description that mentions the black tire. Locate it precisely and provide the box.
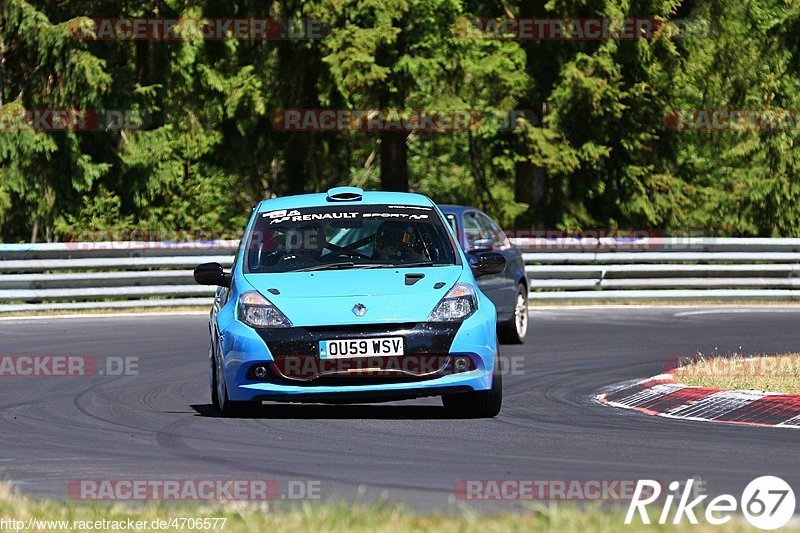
[498,283,528,344]
[442,357,503,418]
[219,388,259,418]
[210,346,221,410]
[211,347,260,418]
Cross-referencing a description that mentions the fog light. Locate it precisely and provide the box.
[254,366,269,379]
[454,357,470,372]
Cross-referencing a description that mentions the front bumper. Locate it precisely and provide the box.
[218,309,498,402]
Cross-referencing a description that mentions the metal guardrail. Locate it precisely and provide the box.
[519,237,800,300]
[3,238,800,312]
[0,242,236,313]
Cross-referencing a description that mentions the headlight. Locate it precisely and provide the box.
[428,283,478,322]
[237,291,292,328]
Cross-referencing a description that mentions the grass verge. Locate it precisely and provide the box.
[675,354,800,393]
[0,488,792,533]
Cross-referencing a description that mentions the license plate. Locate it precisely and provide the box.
[319,337,404,359]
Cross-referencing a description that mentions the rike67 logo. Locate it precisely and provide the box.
[626,476,795,530]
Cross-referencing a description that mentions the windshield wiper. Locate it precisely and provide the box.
[393,261,436,268]
[355,263,396,269]
[293,260,442,272]
[293,262,356,272]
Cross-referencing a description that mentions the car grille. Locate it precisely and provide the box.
[246,353,477,386]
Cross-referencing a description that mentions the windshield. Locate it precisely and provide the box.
[244,204,458,273]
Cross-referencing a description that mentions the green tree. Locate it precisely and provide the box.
[674,0,800,235]
[0,0,110,241]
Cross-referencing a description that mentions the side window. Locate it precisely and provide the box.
[477,213,508,249]
[463,212,485,247]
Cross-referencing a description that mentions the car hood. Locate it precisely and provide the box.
[242,266,463,327]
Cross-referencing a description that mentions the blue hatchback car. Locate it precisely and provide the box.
[194,188,506,417]
[439,206,529,344]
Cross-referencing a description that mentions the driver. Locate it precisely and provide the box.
[373,221,427,262]
[289,224,327,262]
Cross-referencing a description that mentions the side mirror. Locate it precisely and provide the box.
[194,262,231,287]
[469,252,506,277]
[469,238,494,252]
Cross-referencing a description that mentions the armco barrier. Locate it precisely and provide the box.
[3,238,800,312]
[518,237,800,300]
[0,241,236,313]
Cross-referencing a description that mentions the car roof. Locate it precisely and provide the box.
[256,190,436,213]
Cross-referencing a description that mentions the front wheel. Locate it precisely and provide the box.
[442,358,502,418]
[211,347,260,418]
[498,283,528,344]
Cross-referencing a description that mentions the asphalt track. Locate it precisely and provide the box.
[1,307,799,510]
